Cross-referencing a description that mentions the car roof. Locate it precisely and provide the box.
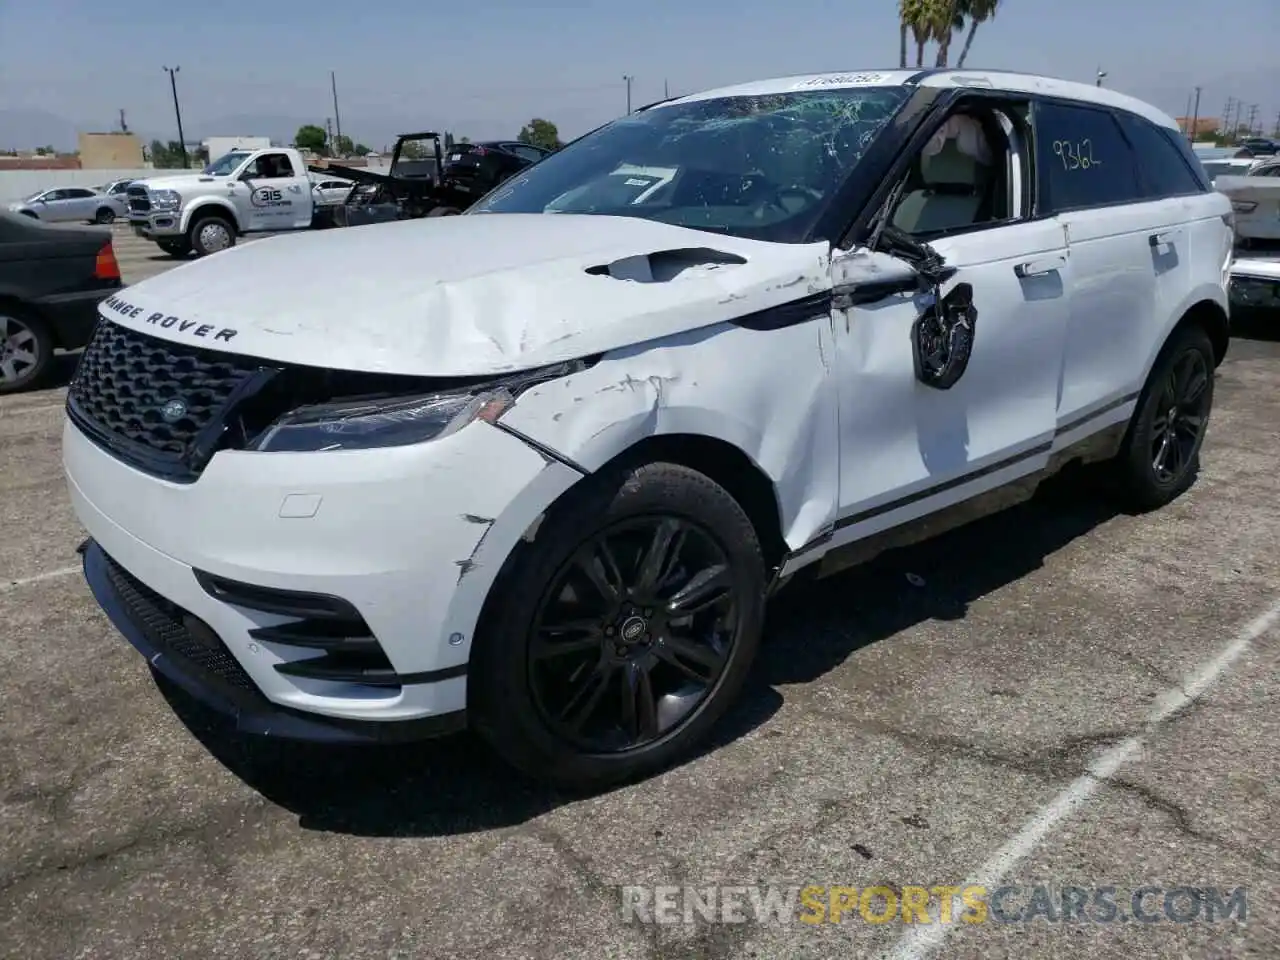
[657,67,1179,130]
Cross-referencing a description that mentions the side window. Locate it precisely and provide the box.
[1034,101,1142,212]
[1115,113,1206,199]
[510,145,545,163]
[42,190,66,201]
[889,105,1022,237]
[249,153,293,178]
[67,188,95,199]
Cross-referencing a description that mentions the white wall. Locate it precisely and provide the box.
[0,168,158,204]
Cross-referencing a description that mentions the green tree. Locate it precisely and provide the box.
[517,118,562,151]
[398,140,425,159]
[954,0,1000,68]
[354,142,371,155]
[333,134,356,156]
[295,124,328,154]
[148,139,188,168]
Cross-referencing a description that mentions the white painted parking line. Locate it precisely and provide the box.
[880,596,1280,960]
[0,565,82,593]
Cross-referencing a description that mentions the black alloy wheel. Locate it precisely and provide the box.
[528,516,740,754]
[1149,348,1211,486]
[469,460,767,790]
[1112,324,1215,511]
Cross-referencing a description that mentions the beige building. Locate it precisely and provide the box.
[77,131,144,169]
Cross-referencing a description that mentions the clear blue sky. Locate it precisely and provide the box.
[1,0,1277,149]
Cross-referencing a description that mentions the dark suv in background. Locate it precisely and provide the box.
[442,141,553,198]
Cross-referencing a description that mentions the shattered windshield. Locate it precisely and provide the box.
[470,86,910,242]
[204,151,249,176]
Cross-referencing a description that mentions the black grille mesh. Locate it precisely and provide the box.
[102,552,257,693]
[70,320,261,456]
[127,187,150,212]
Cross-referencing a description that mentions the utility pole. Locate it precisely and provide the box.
[1222,97,1235,142]
[664,78,669,99]
[1189,86,1201,143]
[1245,103,1259,137]
[330,71,343,153]
[1273,110,1280,138]
[1095,67,1106,87]
[623,74,634,114]
[1182,92,1193,133]
[119,108,128,134]
[162,66,188,169]
[325,118,333,155]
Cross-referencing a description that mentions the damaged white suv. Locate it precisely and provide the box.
[64,69,1232,789]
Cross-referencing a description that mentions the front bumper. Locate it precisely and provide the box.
[34,285,120,350]
[130,212,183,238]
[64,416,582,733]
[81,538,467,743]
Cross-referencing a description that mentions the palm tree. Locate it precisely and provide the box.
[931,0,969,68]
[955,0,1000,68]
[898,0,935,68]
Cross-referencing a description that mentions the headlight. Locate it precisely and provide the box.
[251,388,514,453]
[150,189,182,211]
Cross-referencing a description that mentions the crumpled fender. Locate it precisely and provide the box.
[497,263,841,552]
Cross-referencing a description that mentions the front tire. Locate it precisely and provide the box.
[1110,324,1215,511]
[469,461,767,791]
[0,307,53,394]
[188,215,236,257]
[94,207,116,224]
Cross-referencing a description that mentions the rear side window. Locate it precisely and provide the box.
[1115,113,1208,198]
[1034,101,1142,212]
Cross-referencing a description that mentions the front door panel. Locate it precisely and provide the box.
[830,219,1071,546]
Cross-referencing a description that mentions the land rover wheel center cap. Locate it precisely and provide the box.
[620,616,648,643]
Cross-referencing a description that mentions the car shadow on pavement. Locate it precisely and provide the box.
[162,463,1123,839]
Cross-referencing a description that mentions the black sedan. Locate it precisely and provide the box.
[0,212,123,394]
[442,141,553,197]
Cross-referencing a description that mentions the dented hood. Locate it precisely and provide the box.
[100,214,832,376]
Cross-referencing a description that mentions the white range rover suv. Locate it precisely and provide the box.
[63,69,1233,790]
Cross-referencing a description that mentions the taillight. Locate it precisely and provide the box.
[474,146,487,156]
[94,241,120,281]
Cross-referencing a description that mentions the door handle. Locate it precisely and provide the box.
[1149,230,1181,247]
[1014,256,1067,278]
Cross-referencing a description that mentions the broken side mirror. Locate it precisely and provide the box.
[911,281,977,390]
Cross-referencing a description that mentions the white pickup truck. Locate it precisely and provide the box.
[126,147,323,258]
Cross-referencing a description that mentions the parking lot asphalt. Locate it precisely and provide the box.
[2,231,1279,959]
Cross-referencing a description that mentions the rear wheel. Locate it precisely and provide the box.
[1110,324,1215,511]
[188,215,236,257]
[469,461,767,791]
[0,308,53,394]
[94,207,116,224]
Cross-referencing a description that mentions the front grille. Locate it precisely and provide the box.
[102,551,257,693]
[69,320,265,473]
[127,187,150,213]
